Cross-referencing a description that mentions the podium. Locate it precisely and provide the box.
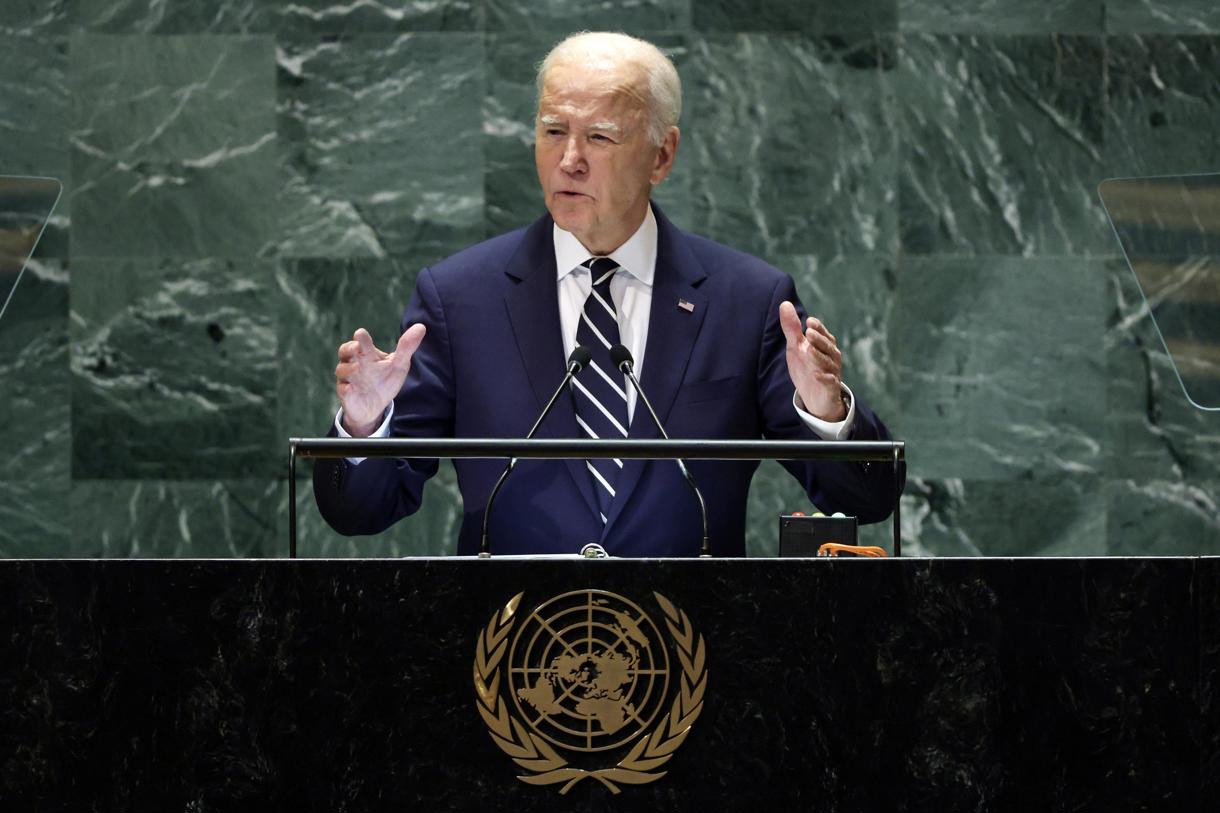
[1,557,1213,811]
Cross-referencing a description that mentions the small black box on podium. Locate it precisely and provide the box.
[778,514,859,557]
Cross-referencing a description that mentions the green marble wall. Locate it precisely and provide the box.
[2,1,1218,558]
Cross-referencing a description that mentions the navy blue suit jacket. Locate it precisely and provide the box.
[313,206,901,556]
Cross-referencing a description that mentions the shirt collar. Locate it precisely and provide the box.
[553,205,657,286]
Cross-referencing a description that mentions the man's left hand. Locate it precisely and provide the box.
[779,301,847,422]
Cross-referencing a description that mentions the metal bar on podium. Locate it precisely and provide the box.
[287,437,905,560]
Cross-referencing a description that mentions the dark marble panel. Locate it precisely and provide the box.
[896,34,1109,256]
[0,35,71,256]
[70,257,280,479]
[67,480,280,556]
[1106,478,1220,555]
[0,480,70,556]
[898,0,1102,34]
[0,0,67,36]
[1104,36,1220,178]
[1104,261,1220,481]
[69,34,278,259]
[1201,557,1220,807]
[693,0,896,34]
[485,0,689,33]
[0,260,69,482]
[1106,0,1220,34]
[897,474,1106,556]
[483,33,692,239]
[891,256,1106,481]
[276,33,484,259]
[0,559,1203,810]
[686,34,897,260]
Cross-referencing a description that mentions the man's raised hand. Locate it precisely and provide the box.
[335,324,426,437]
[779,301,847,422]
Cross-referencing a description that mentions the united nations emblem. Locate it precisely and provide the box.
[473,590,708,794]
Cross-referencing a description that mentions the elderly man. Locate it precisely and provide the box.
[314,32,901,556]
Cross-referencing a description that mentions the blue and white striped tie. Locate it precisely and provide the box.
[572,257,629,524]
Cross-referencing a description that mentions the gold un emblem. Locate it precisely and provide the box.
[473,589,708,794]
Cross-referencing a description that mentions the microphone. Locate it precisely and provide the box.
[480,346,592,557]
[610,344,712,558]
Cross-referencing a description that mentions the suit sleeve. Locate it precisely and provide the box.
[757,274,904,524]
[312,266,456,536]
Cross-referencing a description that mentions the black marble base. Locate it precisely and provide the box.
[0,558,1212,811]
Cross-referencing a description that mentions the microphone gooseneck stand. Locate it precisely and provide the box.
[610,344,712,558]
[479,346,592,558]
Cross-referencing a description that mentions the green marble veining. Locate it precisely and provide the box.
[693,0,897,34]
[896,34,1109,255]
[485,0,689,33]
[898,0,1103,34]
[70,257,280,479]
[687,34,897,259]
[1106,0,1220,34]
[890,256,1107,481]
[70,34,278,258]
[276,33,484,259]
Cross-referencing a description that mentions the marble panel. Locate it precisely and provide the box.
[890,256,1106,481]
[69,34,278,258]
[0,260,69,482]
[276,33,483,259]
[70,257,280,479]
[693,0,896,34]
[0,480,70,556]
[1104,260,1220,481]
[0,1,67,36]
[686,34,897,260]
[483,33,692,239]
[896,34,1109,256]
[0,35,71,257]
[485,0,689,33]
[69,0,259,33]
[1104,36,1220,177]
[897,0,1102,34]
[69,480,280,556]
[1106,0,1220,34]
[1106,477,1220,555]
[896,474,1106,556]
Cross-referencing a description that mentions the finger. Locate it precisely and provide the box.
[353,327,376,355]
[337,340,360,362]
[391,323,427,371]
[805,316,836,345]
[778,301,803,347]
[804,328,842,362]
[335,361,358,382]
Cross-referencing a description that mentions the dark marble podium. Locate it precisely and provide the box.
[1,558,1215,812]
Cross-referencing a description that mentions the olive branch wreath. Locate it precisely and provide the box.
[472,591,708,795]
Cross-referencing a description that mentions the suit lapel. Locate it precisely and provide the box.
[602,206,708,537]
[502,215,600,519]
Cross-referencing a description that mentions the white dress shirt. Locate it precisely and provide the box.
[337,206,857,455]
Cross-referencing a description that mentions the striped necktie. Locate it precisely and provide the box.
[572,257,629,524]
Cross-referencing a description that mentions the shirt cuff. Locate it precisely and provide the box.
[793,383,856,441]
[335,404,394,464]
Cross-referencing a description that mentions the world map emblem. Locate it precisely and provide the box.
[473,590,708,794]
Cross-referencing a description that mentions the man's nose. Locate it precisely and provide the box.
[559,136,585,174]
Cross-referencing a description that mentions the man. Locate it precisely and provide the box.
[314,32,901,556]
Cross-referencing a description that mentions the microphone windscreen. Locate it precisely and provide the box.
[610,344,633,372]
[569,345,593,372]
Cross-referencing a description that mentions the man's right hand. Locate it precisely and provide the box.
[335,324,427,437]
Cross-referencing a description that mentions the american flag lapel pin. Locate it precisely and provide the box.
[677,298,695,313]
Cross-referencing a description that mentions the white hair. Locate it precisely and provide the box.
[536,32,682,147]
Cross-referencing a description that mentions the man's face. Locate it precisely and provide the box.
[535,60,678,256]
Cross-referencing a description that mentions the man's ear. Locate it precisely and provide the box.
[651,126,680,186]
